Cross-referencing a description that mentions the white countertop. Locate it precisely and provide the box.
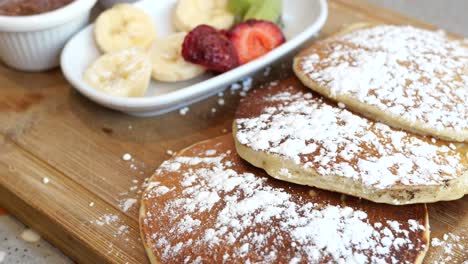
[368,0,468,36]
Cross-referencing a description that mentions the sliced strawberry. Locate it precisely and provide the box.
[182,25,240,73]
[229,20,285,64]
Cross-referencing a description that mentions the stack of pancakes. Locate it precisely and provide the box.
[140,24,468,263]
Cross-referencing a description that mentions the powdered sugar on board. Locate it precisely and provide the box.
[430,233,467,264]
[89,212,135,254]
[91,213,119,226]
[298,25,468,136]
[116,152,150,212]
[235,85,465,190]
[176,77,254,115]
[141,138,428,263]
[84,153,150,255]
[119,198,138,212]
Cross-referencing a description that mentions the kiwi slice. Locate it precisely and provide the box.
[228,0,254,18]
[244,0,282,24]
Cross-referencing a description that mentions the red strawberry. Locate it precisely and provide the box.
[229,20,285,65]
[182,25,240,73]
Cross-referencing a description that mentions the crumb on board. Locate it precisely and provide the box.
[179,107,190,116]
[122,153,132,161]
[20,229,41,243]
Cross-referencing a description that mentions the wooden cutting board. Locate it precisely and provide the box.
[0,0,466,263]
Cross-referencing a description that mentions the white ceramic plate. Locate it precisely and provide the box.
[61,0,328,116]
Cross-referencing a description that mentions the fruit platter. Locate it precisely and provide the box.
[61,0,327,115]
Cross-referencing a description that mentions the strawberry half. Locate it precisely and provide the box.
[182,25,240,73]
[229,20,285,65]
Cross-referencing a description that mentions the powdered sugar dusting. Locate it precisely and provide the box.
[141,141,428,263]
[92,213,119,226]
[235,86,464,189]
[431,233,466,264]
[299,25,468,135]
[119,198,137,212]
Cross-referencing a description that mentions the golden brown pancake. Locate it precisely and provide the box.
[140,134,429,263]
[293,23,468,142]
[234,78,467,205]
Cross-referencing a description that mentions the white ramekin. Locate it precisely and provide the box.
[99,0,137,9]
[0,0,97,71]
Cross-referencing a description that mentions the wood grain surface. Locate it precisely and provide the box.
[0,0,466,263]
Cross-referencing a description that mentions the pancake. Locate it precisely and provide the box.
[140,134,429,264]
[234,78,468,205]
[293,23,468,142]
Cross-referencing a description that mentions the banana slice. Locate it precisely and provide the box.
[95,4,156,53]
[174,0,235,32]
[150,33,206,82]
[84,49,152,97]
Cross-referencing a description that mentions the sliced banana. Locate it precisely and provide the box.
[95,4,156,53]
[174,0,235,32]
[84,49,152,97]
[150,33,206,82]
